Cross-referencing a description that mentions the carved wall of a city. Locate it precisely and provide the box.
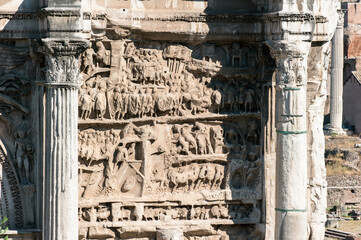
[0,0,342,240]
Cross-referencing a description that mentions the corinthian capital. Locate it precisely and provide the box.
[337,9,345,27]
[266,40,311,87]
[42,39,89,87]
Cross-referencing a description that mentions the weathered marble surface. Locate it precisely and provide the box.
[0,0,341,240]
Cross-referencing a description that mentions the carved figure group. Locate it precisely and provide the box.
[172,124,223,156]
[79,75,109,120]
[112,86,156,119]
[81,41,110,75]
[79,129,118,163]
[167,163,224,192]
[80,203,252,223]
[79,40,263,121]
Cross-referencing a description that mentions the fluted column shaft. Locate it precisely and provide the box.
[44,85,78,239]
[330,10,345,134]
[267,41,311,240]
[42,39,87,240]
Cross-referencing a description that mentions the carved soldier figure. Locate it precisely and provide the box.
[128,88,140,117]
[212,165,224,189]
[82,45,95,75]
[238,87,245,112]
[113,86,122,120]
[254,83,262,112]
[195,123,213,155]
[211,86,222,113]
[139,88,147,118]
[210,127,224,154]
[14,128,33,184]
[246,152,261,188]
[95,41,109,67]
[181,125,198,155]
[244,88,255,112]
[80,89,93,119]
[144,88,154,117]
[95,84,107,120]
[246,121,260,145]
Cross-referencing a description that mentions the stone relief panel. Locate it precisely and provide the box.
[0,42,38,229]
[78,41,261,122]
[78,39,266,239]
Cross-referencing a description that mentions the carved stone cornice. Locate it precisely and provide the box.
[0,11,40,20]
[111,13,326,24]
[42,38,88,56]
[267,40,310,58]
[40,7,81,18]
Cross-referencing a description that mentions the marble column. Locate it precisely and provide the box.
[42,39,87,240]
[330,10,345,134]
[267,41,311,240]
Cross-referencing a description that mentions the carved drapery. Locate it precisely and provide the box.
[267,40,311,240]
[42,39,87,240]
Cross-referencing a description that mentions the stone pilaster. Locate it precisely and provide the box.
[330,10,345,134]
[267,41,311,240]
[306,43,331,240]
[42,39,87,240]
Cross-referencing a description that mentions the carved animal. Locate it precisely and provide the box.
[119,208,131,221]
[219,205,229,219]
[205,165,216,188]
[134,204,144,221]
[179,207,188,220]
[97,207,110,222]
[168,168,188,192]
[188,164,200,190]
[143,207,155,221]
[168,164,200,192]
[195,165,207,189]
[85,207,97,222]
[194,207,202,219]
[187,96,212,115]
[167,207,179,220]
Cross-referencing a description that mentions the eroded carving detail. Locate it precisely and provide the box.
[78,40,265,239]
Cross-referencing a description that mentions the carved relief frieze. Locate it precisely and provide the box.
[78,40,262,122]
[0,43,37,229]
[78,39,266,239]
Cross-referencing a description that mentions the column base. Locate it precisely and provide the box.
[328,128,346,136]
[275,211,308,240]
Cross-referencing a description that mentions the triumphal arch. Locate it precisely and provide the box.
[0,0,341,239]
